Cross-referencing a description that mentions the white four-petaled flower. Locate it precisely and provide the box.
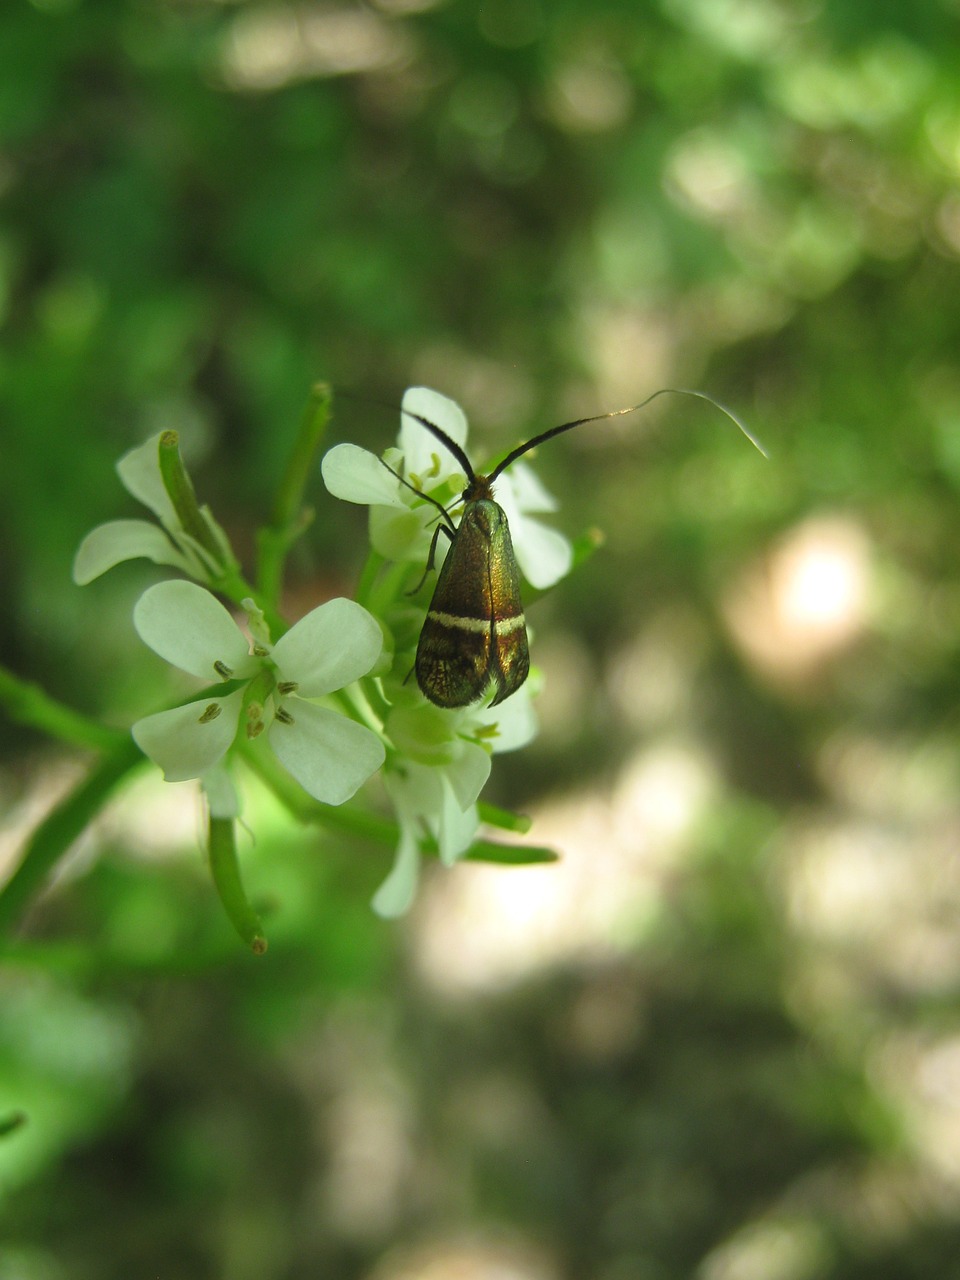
[131,580,385,805]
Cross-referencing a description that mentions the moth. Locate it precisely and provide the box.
[387,389,763,709]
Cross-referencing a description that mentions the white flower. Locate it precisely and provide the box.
[130,580,385,805]
[73,434,233,585]
[372,687,539,917]
[202,764,242,819]
[321,386,573,589]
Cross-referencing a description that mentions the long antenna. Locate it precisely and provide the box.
[378,456,458,533]
[335,388,477,481]
[487,387,768,483]
[399,408,477,483]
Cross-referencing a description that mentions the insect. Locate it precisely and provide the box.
[389,388,765,709]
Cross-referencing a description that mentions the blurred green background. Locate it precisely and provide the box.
[3,0,960,1276]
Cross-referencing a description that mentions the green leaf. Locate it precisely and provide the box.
[0,663,127,752]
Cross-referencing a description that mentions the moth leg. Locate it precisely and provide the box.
[408,523,454,596]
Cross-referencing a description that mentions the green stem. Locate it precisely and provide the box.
[154,432,290,637]
[237,742,554,864]
[256,382,332,608]
[478,801,533,834]
[0,664,127,751]
[0,737,143,936]
[207,816,267,954]
[157,431,225,564]
[465,839,558,865]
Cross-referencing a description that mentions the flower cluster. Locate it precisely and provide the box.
[76,388,572,921]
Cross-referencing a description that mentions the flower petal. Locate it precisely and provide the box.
[436,779,480,866]
[134,581,256,680]
[386,702,465,766]
[511,515,573,590]
[445,739,492,811]
[400,387,469,475]
[116,434,179,526]
[202,764,241,819]
[271,598,383,695]
[72,520,194,585]
[478,685,539,753]
[494,467,571,589]
[369,502,440,563]
[383,760,477,867]
[267,703,385,804]
[384,759,442,817]
[321,444,407,508]
[132,690,244,781]
[503,461,559,515]
[371,827,421,918]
